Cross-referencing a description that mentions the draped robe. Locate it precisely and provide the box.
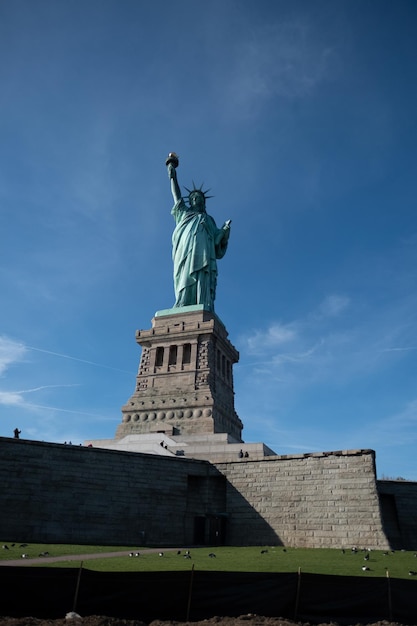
[171,198,228,311]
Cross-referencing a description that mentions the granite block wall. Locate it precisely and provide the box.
[0,437,221,546]
[1,438,416,549]
[215,449,392,549]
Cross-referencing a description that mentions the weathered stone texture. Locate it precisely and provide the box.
[2,438,416,549]
[0,437,223,546]
[215,450,391,549]
[117,309,243,441]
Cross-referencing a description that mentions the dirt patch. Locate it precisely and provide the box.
[0,616,405,626]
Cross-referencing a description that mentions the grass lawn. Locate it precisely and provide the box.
[1,542,417,579]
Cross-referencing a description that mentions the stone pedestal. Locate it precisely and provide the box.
[116,306,243,442]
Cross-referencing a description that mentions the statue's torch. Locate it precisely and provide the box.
[165,152,179,168]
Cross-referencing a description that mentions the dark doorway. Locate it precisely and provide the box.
[208,515,227,545]
[193,515,227,545]
[193,516,206,544]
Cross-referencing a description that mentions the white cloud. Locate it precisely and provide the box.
[0,333,130,446]
[245,322,297,354]
[0,391,24,406]
[0,336,26,375]
[238,288,417,392]
[242,294,350,359]
[271,342,321,366]
[0,384,79,409]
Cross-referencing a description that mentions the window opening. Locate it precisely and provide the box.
[155,347,164,367]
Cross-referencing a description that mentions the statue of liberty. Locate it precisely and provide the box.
[166,153,231,312]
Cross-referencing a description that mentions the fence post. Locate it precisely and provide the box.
[72,561,83,613]
[186,564,195,621]
[386,570,393,622]
[294,567,302,621]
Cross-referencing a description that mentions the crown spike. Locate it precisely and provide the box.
[183,182,214,204]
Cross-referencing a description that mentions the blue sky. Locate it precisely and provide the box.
[1,0,416,479]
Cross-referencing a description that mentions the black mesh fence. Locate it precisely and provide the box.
[0,567,416,624]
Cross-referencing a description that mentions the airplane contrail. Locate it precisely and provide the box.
[25,345,133,374]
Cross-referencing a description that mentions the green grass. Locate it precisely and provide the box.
[1,542,417,580]
[0,542,132,561]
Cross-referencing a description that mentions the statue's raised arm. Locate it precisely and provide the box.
[165,152,231,312]
[166,152,181,204]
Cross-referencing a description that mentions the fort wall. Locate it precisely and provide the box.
[378,479,417,549]
[215,449,391,549]
[0,437,223,546]
[1,437,416,549]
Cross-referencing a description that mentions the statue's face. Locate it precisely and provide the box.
[189,192,205,212]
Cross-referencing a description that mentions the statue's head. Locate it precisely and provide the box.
[185,183,212,213]
[189,190,206,212]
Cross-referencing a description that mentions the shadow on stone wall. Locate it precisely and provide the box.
[378,480,417,550]
[224,480,284,546]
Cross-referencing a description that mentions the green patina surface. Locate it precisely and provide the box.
[166,153,231,312]
[155,304,207,317]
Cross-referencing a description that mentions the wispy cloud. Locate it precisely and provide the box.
[367,399,417,447]
[26,345,132,374]
[18,403,111,420]
[0,335,27,375]
[246,322,297,354]
[318,294,350,318]
[0,336,130,435]
[238,290,417,389]
[379,346,417,353]
[271,342,322,366]
[0,384,79,408]
[222,19,337,117]
[0,391,23,406]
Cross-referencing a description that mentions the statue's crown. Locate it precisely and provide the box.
[184,182,213,203]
